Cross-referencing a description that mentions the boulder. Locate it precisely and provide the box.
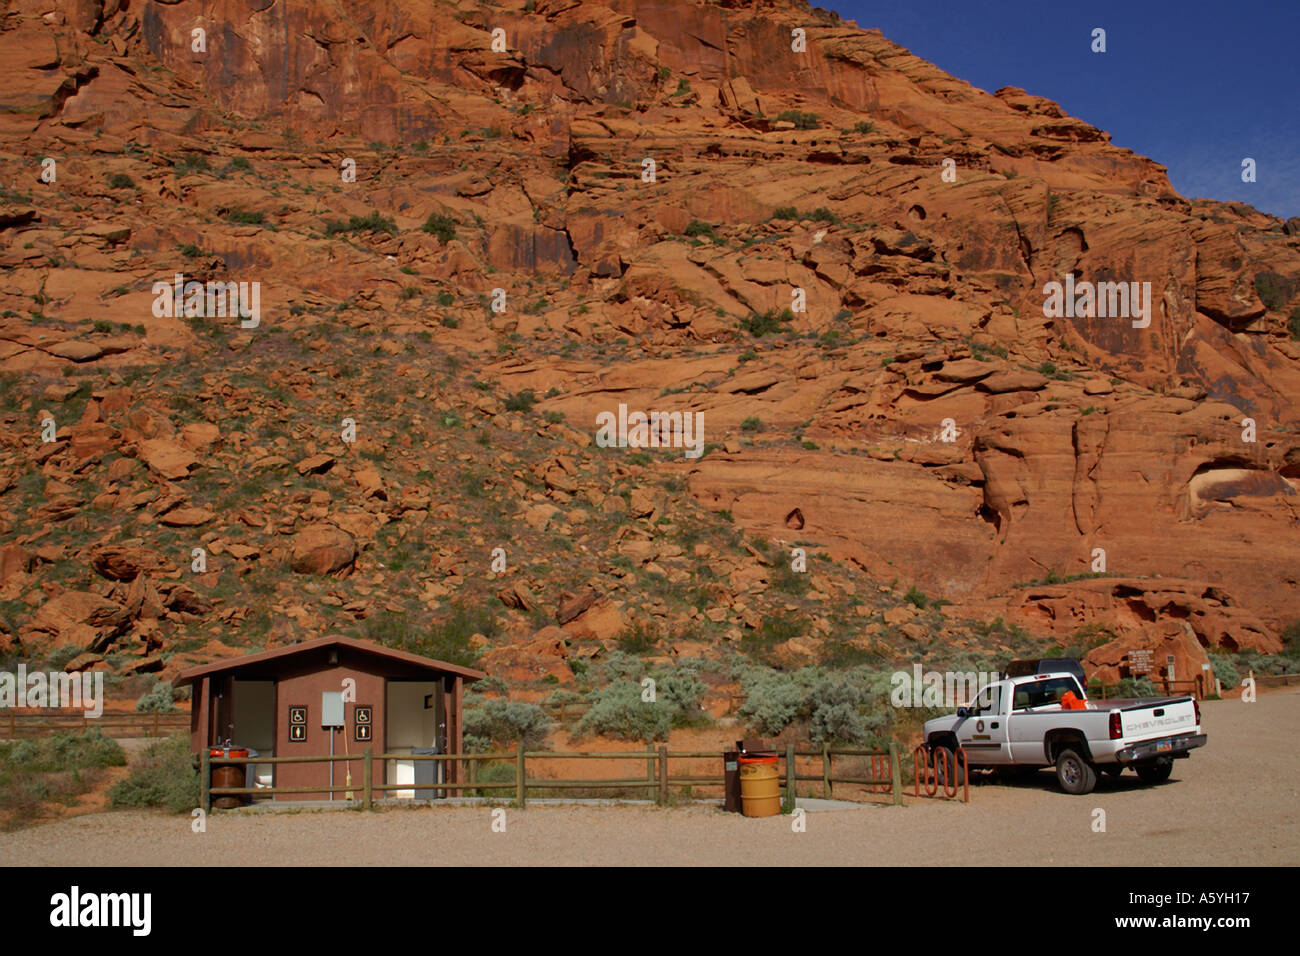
[289,524,358,576]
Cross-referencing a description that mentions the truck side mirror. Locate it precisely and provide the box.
[956,707,969,718]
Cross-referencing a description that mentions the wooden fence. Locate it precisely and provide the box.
[199,742,905,811]
[1248,672,1297,689]
[1087,675,1206,700]
[1,709,190,740]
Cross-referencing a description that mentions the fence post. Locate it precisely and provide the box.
[200,748,211,813]
[784,743,796,811]
[516,741,526,808]
[821,743,831,799]
[362,746,373,809]
[646,746,656,802]
[658,745,668,806]
[888,741,902,806]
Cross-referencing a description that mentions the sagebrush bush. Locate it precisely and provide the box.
[655,669,709,727]
[136,680,176,713]
[1113,676,1160,698]
[1208,653,1240,691]
[108,735,199,813]
[735,667,893,744]
[737,669,806,735]
[463,699,553,751]
[575,680,672,742]
[8,729,125,772]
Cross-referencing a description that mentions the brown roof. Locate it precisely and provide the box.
[173,635,486,687]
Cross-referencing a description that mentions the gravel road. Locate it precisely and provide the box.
[4,687,1295,866]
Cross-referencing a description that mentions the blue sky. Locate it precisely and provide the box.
[829,0,1300,219]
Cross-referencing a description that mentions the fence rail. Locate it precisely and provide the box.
[1087,675,1206,700]
[2,710,189,739]
[199,741,907,811]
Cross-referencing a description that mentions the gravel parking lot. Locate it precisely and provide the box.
[3,687,1295,866]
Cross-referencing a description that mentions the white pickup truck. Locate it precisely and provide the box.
[923,672,1207,794]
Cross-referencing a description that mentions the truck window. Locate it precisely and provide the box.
[970,685,1001,715]
[1012,677,1080,711]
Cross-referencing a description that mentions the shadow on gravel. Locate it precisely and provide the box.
[971,768,1180,794]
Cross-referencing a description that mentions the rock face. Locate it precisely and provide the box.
[1083,627,1213,693]
[0,0,1297,685]
[90,545,173,582]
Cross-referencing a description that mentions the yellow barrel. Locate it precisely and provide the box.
[738,755,781,817]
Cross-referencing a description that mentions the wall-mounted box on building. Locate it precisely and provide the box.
[321,691,345,728]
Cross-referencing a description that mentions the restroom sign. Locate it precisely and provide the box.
[355,705,372,741]
[289,705,308,741]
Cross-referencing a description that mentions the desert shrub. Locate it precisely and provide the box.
[771,206,800,220]
[108,735,199,813]
[769,557,810,596]
[851,120,873,134]
[327,211,397,236]
[735,667,891,743]
[1113,676,1160,698]
[422,213,457,242]
[1288,306,1300,340]
[136,680,176,713]
[807,674,890,745]
[1208,653,1240,691]
[575,680,672,741]
[2,730,125,828]
[471,759,517,796]
[683,220,717,240]
[776,109,820,130]
[739,307,793,337]
[504,389,536,412]
[223,208,264,225]
[1254,271,1294,311]
[740,416,763,433]
[107,173,135,189]
[363,605,491,668]
[7,729,125,773]
[591,650,645,683]
[903,585,930,609]
[463,699,553,751]
[615,620,659,654]
[736,670,806,735]
[654,669,708,727]
[173,153,210,174]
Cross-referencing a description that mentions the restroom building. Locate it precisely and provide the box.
[175,636,486,800]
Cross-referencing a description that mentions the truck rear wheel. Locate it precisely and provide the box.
[933,745,966,788]
[1055,747,1098,795]
[1135,758,1173,784]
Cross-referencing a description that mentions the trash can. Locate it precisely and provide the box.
[723,750,742,813]
[738,752,781,817]
[412,746,442,801]
[209,747,250,809]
